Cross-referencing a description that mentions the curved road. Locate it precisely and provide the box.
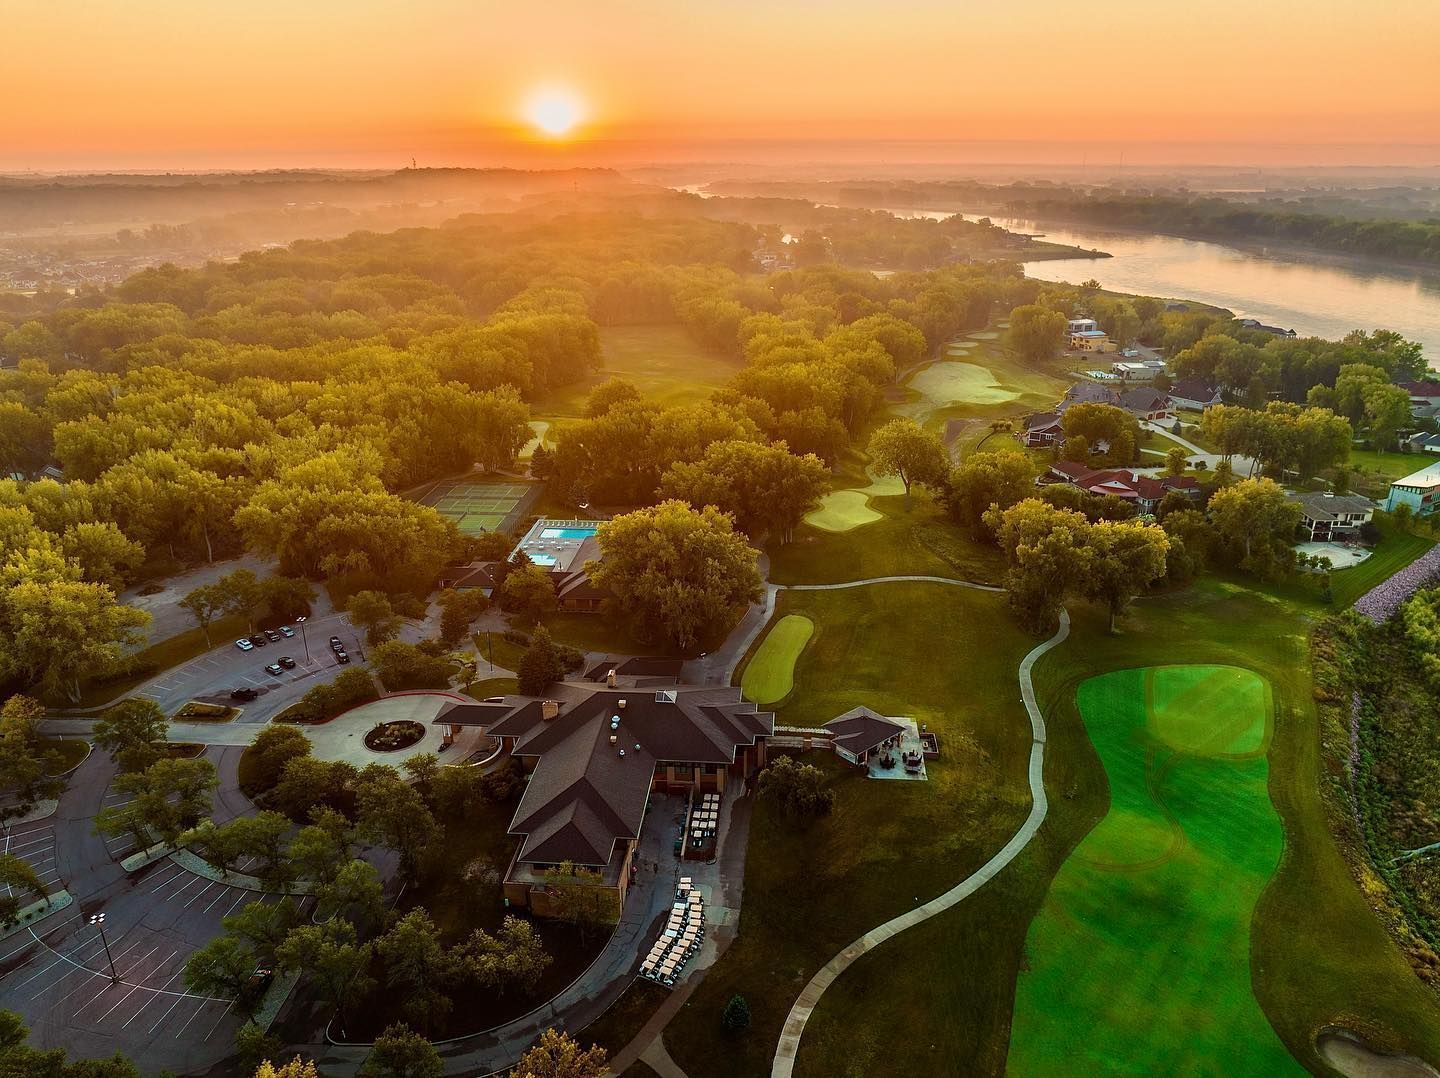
[770,603,1071,1078]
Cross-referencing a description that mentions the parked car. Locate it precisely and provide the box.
[264,663,283,676]
[249,634,268,647]
[336,651,350,665]
[278,656,296,669]
[230,687,259,701]
[329,636,343,651]
[278,626,295,638]
[235,638,254,652]
[263,628,281,642]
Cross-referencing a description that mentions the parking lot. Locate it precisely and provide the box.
[132,615,364,720]
[2,822,63,899]
[0,855,309,1073]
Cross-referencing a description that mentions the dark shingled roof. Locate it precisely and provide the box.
[445,685,772,867]
[824,706,905,757]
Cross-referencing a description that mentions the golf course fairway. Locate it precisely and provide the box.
[1008,665,1300,1076]
[740,615,814,705]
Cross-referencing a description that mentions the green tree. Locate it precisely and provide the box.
[1207,477,1302,577]
[589,501,761,650]
[235,1022,284,1077]
[276,918,374,1031]
[436,588,488,647]
[1006,304,1067,364]
[499,564,557,626]
[867,418,949,509]
[375,910,456,1034]
[242,725,312,797]
[179,582,229,648]
[96,756,218,848]
[943,449,1036,539]
[541,862,620,937]
[508,1029,607,1078]
[346,590,403,646]
[360,1023,443,1078]
[0,694,64,807]
[216,568,266,634]
[1080,520,1171,632]
[1060,403,1139,467]
[370,640,452,691]
[316,858,385,931]
[1163,447,1188,478]
[0,853,48,927]
[355,767,439,880]
[984,498,1093,632]
[658,439,829,543]
[93,697,169,772]
[756,754,834,818]
[212,811,294,887]
[0,1007,141,1075]
[1362,382,1413,452]
[516,627,566,696]
[451,916,551,996]
[722,993,752,1034]
[185,935,257,1010]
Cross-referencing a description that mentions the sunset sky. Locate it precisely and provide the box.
[3,0,1437,170]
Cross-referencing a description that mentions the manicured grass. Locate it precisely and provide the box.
[1008,665,1298,1076]
[1328,527,1435,608]
[39,738,89,774]
[893,334,1067,432]
[1029,582,1440,1071]
[68,614,248,708]
[772,490,1005,587]
[540,325,742,418]
[464,676,519,699]
[668,582,1067,1077]
[1348,448,1431,481]
[802,490,882,533]
[738,615,813,705]
[473,631,527,672]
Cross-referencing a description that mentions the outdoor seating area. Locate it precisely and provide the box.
[638,878,707,987]
[683,792,721,860]
[867,717,930,782]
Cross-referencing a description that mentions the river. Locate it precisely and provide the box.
[879,207,1440,362]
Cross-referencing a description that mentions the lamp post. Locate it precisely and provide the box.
[89,912,118,983]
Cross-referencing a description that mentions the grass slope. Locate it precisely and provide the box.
[739,614,814,705]
[1008,665,1299,1076]
[540,324,741,417]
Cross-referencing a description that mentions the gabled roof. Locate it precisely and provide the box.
[1285,492,1374,522]
[1169,378,1220,403]
[824,707,905,757]
[1064,383,1119,405]
[446,685,773,868]
[1024,411,1061,431]
[1119,388,1171,412]
[1400,381,1440,397]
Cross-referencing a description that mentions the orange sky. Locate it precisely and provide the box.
[2,0,1437,169]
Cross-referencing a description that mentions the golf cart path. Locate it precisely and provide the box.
[769,607,1070,1078]
[785,574,1003,594]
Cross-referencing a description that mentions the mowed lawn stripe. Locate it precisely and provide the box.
[1008,665,1300,1076]
[740,615,815,705]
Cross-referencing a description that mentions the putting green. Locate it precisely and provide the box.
[804,490,882,532]
[966,330,1001,340]
[906,362,1020,407]
[1008,665,1298,1076]
[740,615,814,705]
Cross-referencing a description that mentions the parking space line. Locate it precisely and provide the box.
[174,995,221,1039]
[202,998,237,1042]
[201,885,236,915]
[221,890,249,919]
[96,950,178,1022]
[147,988,193,1035]
[181,881,220,910]
[142,866,186,896]
[124,963,186,1029]
[6,834,55,852]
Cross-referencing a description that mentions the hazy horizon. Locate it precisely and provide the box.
[3,0,1437,173]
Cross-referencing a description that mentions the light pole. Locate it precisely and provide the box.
[300,621,310,665]
[89,912,118,983]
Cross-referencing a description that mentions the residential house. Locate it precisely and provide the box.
[1044,461,1199,513]
[1385,461,1440,518]
[1019,411,1063,447]
[1398,381,1440,419]
[1117,387,1174,422]
[1285,492,1374,541]
[1111,359,1167,381]
[1057,383,1120,412]
[1405,431,1440,455]
[1168,379,1223,412]
[433,684,772,916]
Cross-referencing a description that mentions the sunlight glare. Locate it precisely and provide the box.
[525,89,584,138]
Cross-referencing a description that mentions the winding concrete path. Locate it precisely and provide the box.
[769,606,1071,1078]
[785,574,1003,594]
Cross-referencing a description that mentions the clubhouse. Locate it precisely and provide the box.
[432,682,772,916]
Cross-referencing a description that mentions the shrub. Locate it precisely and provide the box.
[757,755,834,818]
[722,993,751,1034]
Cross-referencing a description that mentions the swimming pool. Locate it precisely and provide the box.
[541,527,599,540]
[529,554,558,567]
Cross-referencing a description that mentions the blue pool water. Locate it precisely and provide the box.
[530,554,558,566]
[541,527,598,540]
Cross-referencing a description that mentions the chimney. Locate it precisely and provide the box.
[609,734,618,746]
[541,699,560,721]
[606,668,617,688]
[618,698,627,710]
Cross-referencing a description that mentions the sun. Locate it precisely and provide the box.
[524,88,585,138]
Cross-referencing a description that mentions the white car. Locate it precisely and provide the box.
[278,626,296,638]
[235,638,255,652]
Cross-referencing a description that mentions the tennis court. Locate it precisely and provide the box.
[422,479,539,535]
